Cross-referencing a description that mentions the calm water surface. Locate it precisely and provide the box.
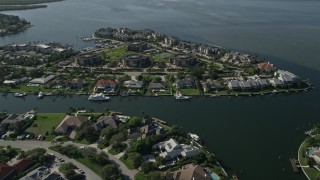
[1,0,320,179]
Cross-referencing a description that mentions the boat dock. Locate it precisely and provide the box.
[290,158,301,173]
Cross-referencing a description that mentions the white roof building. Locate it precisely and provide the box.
[29,75,55,84]
[269,78,283,87]
[153,138,200,160]
[37,44,50,49]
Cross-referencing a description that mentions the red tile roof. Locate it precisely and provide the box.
[95,79,117,87]
[13,158,33,173]
[258,62,273,70]
[0,163,15,180]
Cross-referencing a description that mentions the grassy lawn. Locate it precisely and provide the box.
[5,84,57,94]
[49,146,103,178]
[157,123,172,131]
[77,157,102,175]
[101,47,135,61]
[180,88,200,95]
[108,148,119,155]
[26,113,65,137]
[120,157,134,170]
[134,171,145,180]
[298,140,309,166]
[74,138,91,145]
[151,53,170,62]
[303,167,320,179]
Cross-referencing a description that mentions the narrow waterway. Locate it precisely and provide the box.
[1,0,320,179]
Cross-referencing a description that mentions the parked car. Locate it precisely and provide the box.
[78,168,85,174]
[36,135,43,140]
[16,134,26,140]
[1,134,7,139]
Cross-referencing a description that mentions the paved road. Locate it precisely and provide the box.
[0,140,102,180]
[0,140,137,180]
[72,143,138,180]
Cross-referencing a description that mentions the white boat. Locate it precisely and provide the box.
[88,93,110,101]
[14,93,27,97]
[38,92,44,98]
[45,92,53,96]
[188,133,200,141]
[175,92,191,100]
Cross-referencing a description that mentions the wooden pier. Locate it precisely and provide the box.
[290,158,301,173]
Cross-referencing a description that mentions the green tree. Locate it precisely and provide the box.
[127,152,142,168]
[59,162,76,179]
[155,156,165,167]
[100,164,122,179]
[145,171,162,180]
[128,117,142,128]
[141,162,155,173]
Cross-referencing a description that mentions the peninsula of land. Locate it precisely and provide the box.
[0,109,229,180]
[297,125,320,179]
[0,0,64,36]
[0,27,311,99]
[0,13,30,36]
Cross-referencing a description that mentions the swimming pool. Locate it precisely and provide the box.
[209,172,220,180]
[307,148,313,156]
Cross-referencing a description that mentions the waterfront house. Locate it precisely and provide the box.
[258,62,276,72]
[0,114,27,131]
[164,165,211,180]
[164,37,178,46]
[92,116,119,131]
[176,77,195,89]
[29,75,55,84]
[227,80,240,90]
[67,78,84,89]
[202,79,224,93]
[55,115,89,134]
[257,79,269,87]
[248,79,259,89]
[2,77,28,86]
[123,80,143,89]
[153,138,200,161]
[36,44,51,53]
[95,79,117,92]
[269,78,283,87]
[239,81,252,90]
[139,124,165,138]
[148,82,167,92]
[276,70,299,85]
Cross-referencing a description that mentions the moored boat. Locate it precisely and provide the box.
[38,92,44,98]
[13,93,27,97]
[88,93,110,101]
[175,92,191,100]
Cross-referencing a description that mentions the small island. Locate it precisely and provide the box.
[0,27,311,99]
[0,108,231,179]
[0,13,30,36]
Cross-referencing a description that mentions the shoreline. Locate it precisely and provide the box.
[0,83,312,98]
